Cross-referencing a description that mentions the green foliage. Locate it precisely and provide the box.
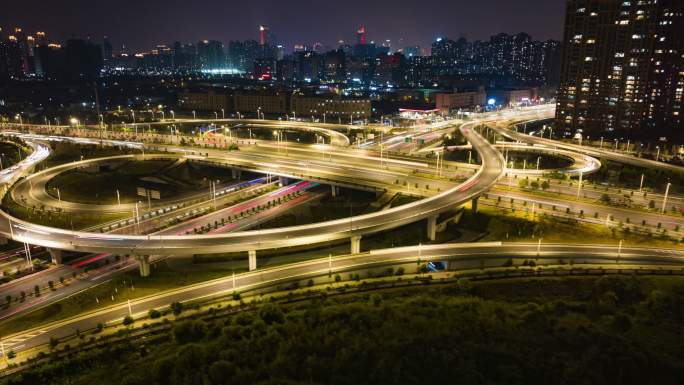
[173,320,207,345]
[600,193,612,204]
[170,302,184,316]
[148,309,162,319]
[8,277,684,385]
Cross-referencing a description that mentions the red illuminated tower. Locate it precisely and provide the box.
[357,26,366,45]
[259,25,270,47]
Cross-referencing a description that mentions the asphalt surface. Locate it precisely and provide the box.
[2,242,684,354]
[0,116,510,255]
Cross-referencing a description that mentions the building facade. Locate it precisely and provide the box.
[435,88,487,112]
[556,0,684,139]
[292,95,371,120]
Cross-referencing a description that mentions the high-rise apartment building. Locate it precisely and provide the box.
[556,0,683,139]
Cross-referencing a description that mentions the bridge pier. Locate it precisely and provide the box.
[331,185,339,197]
[137,255,151,277]
[248,250,257,271]
[351,236,362,254]
[48,248,63,264]
[231,169,242,179]
[472,197,479,214]
[427,215,437,241]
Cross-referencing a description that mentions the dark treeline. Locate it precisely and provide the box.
[4,275,684,385]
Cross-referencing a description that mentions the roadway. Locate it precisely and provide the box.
[489,106,684,174]
[2,242,684,355]
[0,115,508,256]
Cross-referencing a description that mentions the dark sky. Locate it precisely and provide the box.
[2,0,566,52]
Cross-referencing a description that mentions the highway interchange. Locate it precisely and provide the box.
[0,104,683,361]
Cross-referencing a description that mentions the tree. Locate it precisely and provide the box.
[258,303,285,325]
[148,309,161,319]
[5,295,11,306]
[518,179,529,188]
[530,181,540,190]
[6,350,15,360]
[541,180,550,191]
[170,302,184,316]
[122,315,134,326]
[173,320,207,344]
[34,285,40,297]
[49,336,58,350]
[208,360,236,385]
[600,194,612,204]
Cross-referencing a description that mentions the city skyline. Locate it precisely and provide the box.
[1,0,565,51]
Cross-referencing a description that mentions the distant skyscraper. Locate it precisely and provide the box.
[103,36,113,66]
[259,25,270,47]
[357,27,366,46]
[556,0,684,139]
[228,40,260,73]
[64,38,103,80]
[13,27,31,75]
[0,29,23,80]
[197,40,224,69]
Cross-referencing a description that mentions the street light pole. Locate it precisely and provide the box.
[576,171,583,199]
[662,182,672,214]
[617,239,623,261]
[537,238,542,257]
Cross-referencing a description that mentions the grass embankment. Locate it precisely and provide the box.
[1,193,128,229]
[0,142,30,168]
[463,204,683,248]
[0,260,235,337]
[5,275,684,385]
[45,160,237,205]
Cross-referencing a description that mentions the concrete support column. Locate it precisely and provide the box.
[472,197,479,214]
[331,185,338,197]
[48,248,63,265]
[350,236,362,254]
[137,255,151,277]
[248,250,257,271]
[427,215,437,241]
[231,169,242,179]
